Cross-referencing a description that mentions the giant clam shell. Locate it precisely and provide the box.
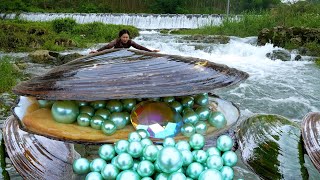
[238,114,308,180]
[302,112,320,172]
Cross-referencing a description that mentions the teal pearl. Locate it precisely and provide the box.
[127,141,143,158]
[162,96,175,103]
[73,158,90,175]
[116,170,140,180]
[80,106,95,117]
[193,150,208,164]
[101,120,117,135]
[186,162,204,179]
[101,164,119,180]
[141,177,153,180]
[106,100,123,113]
[206,155,223,170]
[52,101,79,124]
[116,153,133,170]
[169,101,183,113]
[123,112,130,125]
[206,147,221,156]
[154,161,162,172]
[157,146,183,173]
[181,150,193,166]
[121,99,136,112]
[216,135,233,152]
[183,110,199,125]
[99,144,115,161]
[155,173,170,180]
[189,134,205,150]
[128,132,142,142]
[195,121,208,135]
[141,138,153,148]
[110,112,127,129]
[198,169,223,180]
[137,129,150,139]
[77,113,91,127]
[175,140,191,151]
[90,100,106,109]
[163,137,175,147]
[85,172,103,180]
[111,156,119,168]
[115,140,129,154]
[194,94,209,106]
[222,151,238,167]
[195,107,210,121]
[181,123,195,137]
[137,160,155,177]
[90,158,107,172]
[168,172,186,180]
[94,109,110,120]
[143,145,159,162]
[181,96,194,108]
[202,93,209,97]
[132,160,140,171]
[156,145,163,151]
[90,115,104,130]
[208,111,227,129]
[77,101,89,107]
[38,100,54,108]
[220,166,234,180]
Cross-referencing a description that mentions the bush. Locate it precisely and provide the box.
[52,18,77,33]
[0,56,22,93]
[151,0,183,14]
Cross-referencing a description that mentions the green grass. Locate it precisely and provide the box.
[0,56,22,93]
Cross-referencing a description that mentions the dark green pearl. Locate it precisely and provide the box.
[90,115,104,130]
[208,111,227,129]
[195,121,208,135]
[80,106,95,117]
[195,106,210,121]
[51,101,79,124]
[182,107,194,115]
[121,99,136,112]
[38,100,54,108]
[123,112,131,125]
[181,96,194,108]
[77,101,89,107]
[90,100,106,110]
[169,101,183,113]
[95,109,110,120]
[110,112,127,129]
[148,97,161,101]
[77,113,91,127]
[162,96,175,103]
[194,94,209,106]
[181,123,195,137]
[183,110,200,125]
[101,120,117,135]
[106,100,123,113]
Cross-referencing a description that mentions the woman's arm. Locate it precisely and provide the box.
[131,40,153,52]
[96,40,117,52]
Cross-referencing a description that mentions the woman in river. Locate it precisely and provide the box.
[90,29,160,53]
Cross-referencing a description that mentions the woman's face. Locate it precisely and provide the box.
[120,33,130,43]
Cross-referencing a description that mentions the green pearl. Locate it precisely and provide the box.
[141,138,153,148]
[216,135,233,152]
[195,106,210,121]
[116,170,140,180]
[90,115,104,130]
[181,96,194,108]
[101,164,119,180]
[163,137,175,147]
[220,166,234,180]
[115,140,129,154]
[85,172,103,180]
[168,172,186,180]
[162,96,175,103]
[77,113,91,127]
[186,162,204,179]
[181,123,195,137]
[99,144,115,161]
[127,141,143,158]
[109,112,127,129]
[169,101,183,113]
[175,140,191,151]
[128,132,142,142]
[193,150,208,164]
[194,94,209,106]
[148,97,161,101]
[222,151,238,167]
[155,173,170,180]
[90,158,107,172]
[183,110,199,125]
[198,169,223,180]
[101,120,117,135]
[206,155,223,170]
[137,129,150,139]
[182,107,194,115]
[121,99,136,112]
[116,153,134,170]
[77,101,89,107]
[38,100,54,108]
[90,100,106,109]
[52,101,79,124]
[80,106,95,116]
[143,145,159,162]
[137,160,155,177]
[73,158,90,175]
[106,100,123,113]
[123,112,131,125]
[208,111,227,129]
[195,121,208,135]
[207,147,221,156]
[189,134,205,150]
[181,150,193,166]
[156,146,183,173]
[95,109,110,120]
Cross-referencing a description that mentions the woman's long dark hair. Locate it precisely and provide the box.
[119,29,130,38]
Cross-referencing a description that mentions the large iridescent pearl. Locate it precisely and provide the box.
[94,109,110,120]
[137,129,150,139]
[110,112,127,129]
[183,110,200,125]
[101,120,117,135]
[143,145,159,162]
[206,147,221,156]
[181,150,193,166]
[101,164,119,180]
[85,172,103,180]
[137,160,155,177]
[128,132,142,142]
[115,140,129,154]
[90,115,104,130]
[162,96,175,103]
[189,134,205,150]
[127,141,143,158]
[195,121,208,135]
[156,146,183,173]
[90,100,106,109]
[168,172,186,180]
[222,151,238,167]
[194,94,209,106]
[220,166,234,180]
[208,111,227,129]
[122,99,136,112]
[73,158,90,174]
[116,153,133,170]
[193,150,208,164]
[90,158,106,172]
[181,123,195,137]
[216,135,233,152]
[206,155,223,170]
[38,100,54,108]
[175,140,191,151]
[80,106,95,116]
[169,101,183,113]
[186,162,204,179]
[116,170,140,180]
[141,138,153,148]
[163,137,175,147]
[99,144,115,161]
[52,101,79,124]
[106,100,123,113]
[181,96,194,108]
[195,107,210,121]
[198,169,223,180]
[77,113,91,127]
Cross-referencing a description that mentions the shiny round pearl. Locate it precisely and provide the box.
[137,160,155,177]
[199,169,223,180]
[169,101,183,113]
[163,137,175,147]
[111,155,119,168]
[137,129,150,139]
[208,111,227,129]
[80,106,95,116]
[182,107,193,115]
[189,134,205,150]
[77,101,89,107]
[121,99,136,112]
[195,107,210,121]
[52,101,79,124]
[128,132,142,142]
[90,115,104,130]
[101,120,117,135]
[127,141,143,158]
[222,151,238,167]
[181,96,194,108]
[194,94,209,106]
[216,135,233,152]
[99,144,115,161]
[94,109,110,120]
[186,162,204,179]
[116,153,133,170]
[206,147,221,156]
[195,121,208,135]
[156,145,163,150]
[220,166,234,180]
[143,145,159,162]
[181,150,193,166]
[90,158,106,172]
[206,155,223,170]
[106,100,123,113]
[154,161,162,172]
[193,150,208,164]
[110,112,127,129]
[116,170,140,180]
[155,173,170,180]
[168,172,186,180]
[123,112,130,125]
[101,164,119,180]
[73,158,90,174]
[77,113,91,127]
[183,110,199,125]
[90,100,106,110]
[157,146,183,173]
[115,140,129,154]
[141,177,153,180]
[162,96,175,103]
[38,100,54,108]
[141,138,153,148]
[175,140,191,151]
[181,123,195,137]
[85,172,103,180]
